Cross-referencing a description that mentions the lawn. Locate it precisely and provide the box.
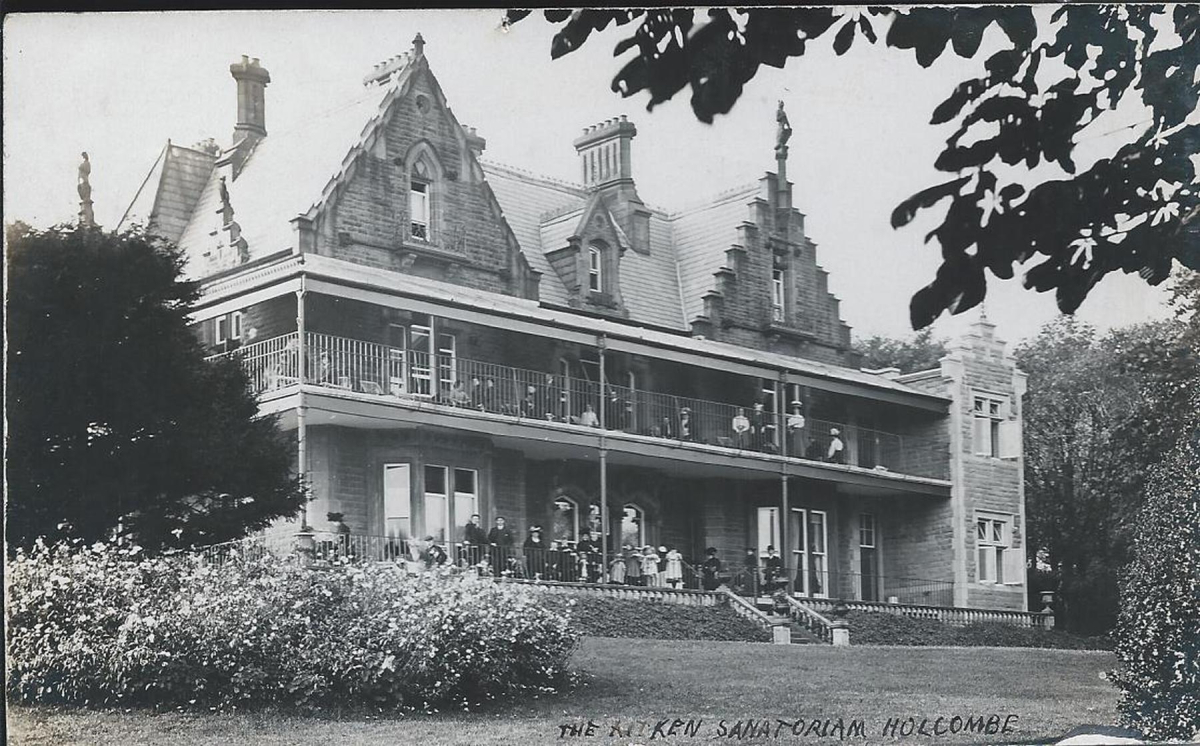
[8,637,1119,746]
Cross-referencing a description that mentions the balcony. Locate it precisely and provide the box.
[215,332,950,481]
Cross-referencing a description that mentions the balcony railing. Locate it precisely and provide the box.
[215,332,949,480]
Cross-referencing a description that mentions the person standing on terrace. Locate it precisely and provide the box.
[487,516,515,576]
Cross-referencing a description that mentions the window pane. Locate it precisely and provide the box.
[453,468,475,495]
[231,312,243,340]
[978,546,989,582]
[216,316,228,343]
[809,512,826,554]
[977,520,988,541]
[425,494,447,543]
[384,464,411,540]
[995,547,1005,583]
[859,513,875,547]
[424,465,446,495]
[992,521,1003,543]
[974,398,984,413]
[989,400,1000,416]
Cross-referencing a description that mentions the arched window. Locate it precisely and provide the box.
[404,144,442,244]
[620,504,645,548]
[551,495,578,544]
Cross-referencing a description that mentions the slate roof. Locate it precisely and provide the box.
[132,45,932,398]
[118,142,217,245]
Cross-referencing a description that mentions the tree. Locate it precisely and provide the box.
[852,328,948,373]
[1016,274,1199,633]
[1110,407,1200,741]
[6,223,307,553]
[509,6,1200,329]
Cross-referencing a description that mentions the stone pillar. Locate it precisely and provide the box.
[830,619,850,646]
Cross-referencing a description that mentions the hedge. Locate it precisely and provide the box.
[845,610,1113,649]
[6,541,579,711]
[540,593,772,643]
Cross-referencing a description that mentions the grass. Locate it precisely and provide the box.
[8,637,1119,746]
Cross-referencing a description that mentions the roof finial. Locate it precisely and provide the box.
[77,152,95,227]
[412,32,425,59]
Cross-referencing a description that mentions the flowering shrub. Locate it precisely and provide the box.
[6,541,579,711]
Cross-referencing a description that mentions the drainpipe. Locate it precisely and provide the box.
[296,280,309,531]
[778,370,790,594]
[598,333,608,582]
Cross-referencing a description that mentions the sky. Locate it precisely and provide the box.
[3,9,1176,347]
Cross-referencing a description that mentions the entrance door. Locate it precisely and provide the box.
[859,513,878,602]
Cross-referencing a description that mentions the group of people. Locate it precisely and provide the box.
[608,545,686,588]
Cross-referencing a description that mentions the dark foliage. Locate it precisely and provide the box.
[845,611,1112,650]
[1016,275,1199,634]
[852,328,948,373]
[1110,414,1200,741]
[514,7,1200,328]
[540,593,772,643]
[6,223,307,553]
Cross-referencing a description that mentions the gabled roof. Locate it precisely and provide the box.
[174,78,395,273]
[118,142,217,244]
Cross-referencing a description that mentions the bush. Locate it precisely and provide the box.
[6,541,579,711]
[1110,428,1200,741]
[540,593,772,643]
[845,610,1112,650]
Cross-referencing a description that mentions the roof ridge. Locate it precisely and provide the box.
[666,181,760,219]
[480,159,587,195]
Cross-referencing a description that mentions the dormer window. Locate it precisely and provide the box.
[588,246,603,292]
[771,269,785,322]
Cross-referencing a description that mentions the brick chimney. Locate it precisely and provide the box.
[230,55,270,143]
[573,116,650,254]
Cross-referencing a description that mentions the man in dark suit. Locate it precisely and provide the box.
[487,516,515,575]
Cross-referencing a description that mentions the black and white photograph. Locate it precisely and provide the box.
[4,7,1198,745]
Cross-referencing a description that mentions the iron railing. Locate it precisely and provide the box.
[212,332,950,480]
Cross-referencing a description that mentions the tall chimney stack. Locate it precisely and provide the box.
[230,55,270,144]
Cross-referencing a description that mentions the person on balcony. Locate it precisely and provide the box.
[750,401,769,451]
[827,428,846,464]
[786,401,806,455]
[578,403,600,427]
[605,388,627,431]
[764,545,784,593]
[447,380,471,407]
[741,547,759,597]
[462,513,487,570]
[641,545,660,586]
[623,545,643,587]
[701,547,722,591]
[665,547,684,588]
[487,516,515,576]
[576,532,598,582]
[678,407,693,441]
[609,552,626,584]
[523,525,546,580]
[421,536,448,568]
[520,385,538,419]
[731,408,751,448]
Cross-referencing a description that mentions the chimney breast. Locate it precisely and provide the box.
[230,55,271,143]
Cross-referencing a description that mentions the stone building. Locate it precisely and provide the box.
[120,36,1028,611]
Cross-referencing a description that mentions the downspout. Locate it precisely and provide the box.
[598,332,608,582]
[296,279,309,529]
[778,370,790,594]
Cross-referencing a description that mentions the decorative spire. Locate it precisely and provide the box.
[412,32,425,59]
[77,152,95,227]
